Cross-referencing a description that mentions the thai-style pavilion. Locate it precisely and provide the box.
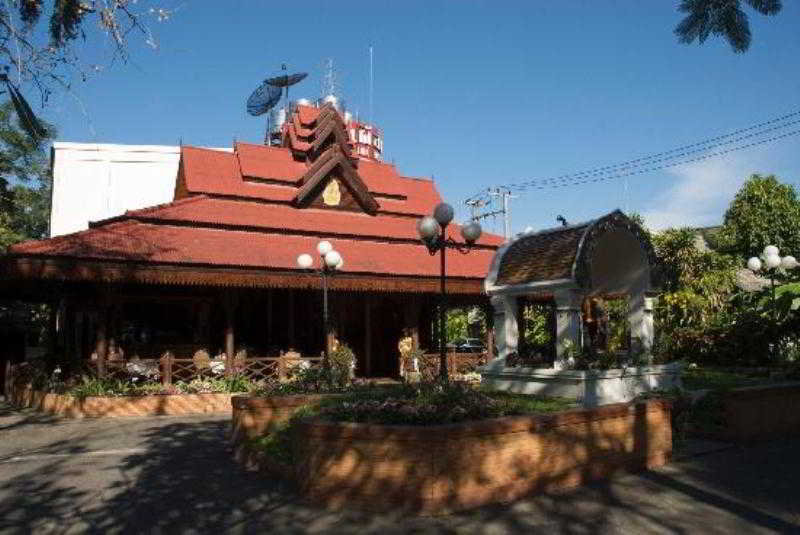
[0,103,503,377]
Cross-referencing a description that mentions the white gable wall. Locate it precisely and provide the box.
[49,142,231,237]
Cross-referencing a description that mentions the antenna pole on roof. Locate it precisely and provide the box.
[369,45,374,125]
[469,187,517,241]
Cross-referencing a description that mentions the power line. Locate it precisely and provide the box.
[464,107,800,202]
[516,117,800,189]
[512,127,800,192]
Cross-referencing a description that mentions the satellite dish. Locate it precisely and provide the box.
[246,81,281,116]
[266,64,308,109]
[266,71,308,89]
[246,64,308,145]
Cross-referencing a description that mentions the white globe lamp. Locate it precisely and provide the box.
[747,257,762,272]
[417,216,440,241]
[763,245,779,258]
[765,254,781,270]
[324,250,342,269]
[781,255,797,270]
[317,240,333,256]
[297,253,313,269]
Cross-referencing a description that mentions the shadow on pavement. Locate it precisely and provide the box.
[0,399,798,534]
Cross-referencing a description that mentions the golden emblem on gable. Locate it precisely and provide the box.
[322,179,342,206]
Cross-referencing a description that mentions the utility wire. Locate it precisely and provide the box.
[465,107,800,201]
[511,127,800,191]
[514,117,800,189]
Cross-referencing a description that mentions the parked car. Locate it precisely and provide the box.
[457,338,486,353]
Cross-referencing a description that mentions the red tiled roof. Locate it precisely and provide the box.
[296,104,319,126]
[180,145,442,217]
[179,147,298,202]
[357,159,411,198]
[10,220,495,279]
[121,196,504,247]
[6,115,503,290]
[284,123,312,152]
[235,142,305,182]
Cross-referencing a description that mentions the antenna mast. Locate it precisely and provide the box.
[467,187,517,241]
[321,58,338,98]
[369,45,374,124]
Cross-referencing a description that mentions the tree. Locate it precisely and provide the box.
[674,0,782,53]
[719,174,800,259]
[0,100,53,251]
[0,1,174,138]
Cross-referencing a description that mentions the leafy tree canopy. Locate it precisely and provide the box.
[675,0,782,53]
[719,174,800,259]
[0,100,54,251]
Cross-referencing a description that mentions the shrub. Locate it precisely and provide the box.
[328,343,355,387]
[175,375,255,394]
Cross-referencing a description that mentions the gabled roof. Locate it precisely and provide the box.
[4,106,503,294]
[294,146,378,213]
[485,210,655,294]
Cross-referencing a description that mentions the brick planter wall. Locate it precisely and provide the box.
[8,383,233,418]
[230,393,333,444]
[290,400,672,514]
[719,383,800,443]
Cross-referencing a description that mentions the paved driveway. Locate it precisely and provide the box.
[1,399,798,534]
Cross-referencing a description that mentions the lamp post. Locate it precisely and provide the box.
[297,240,344,363]
[417,203,483,381]
[746,245,797,320]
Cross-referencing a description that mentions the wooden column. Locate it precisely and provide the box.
[287,289,295,350]
[404,297,421,351]
[223,292,237,375]
[266,289,273,351]
[364,295,372,378]
[94,288,115,377]
[108,298,120,361]
[95,311,108,378]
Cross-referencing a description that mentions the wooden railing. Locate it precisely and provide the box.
[88,354,324,385]
[405,352,488,380]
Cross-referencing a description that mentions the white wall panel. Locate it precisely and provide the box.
[49,143,230,237]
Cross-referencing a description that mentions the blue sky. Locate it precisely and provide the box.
[40,1,800,235]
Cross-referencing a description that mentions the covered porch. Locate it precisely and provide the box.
[1,258,493,384]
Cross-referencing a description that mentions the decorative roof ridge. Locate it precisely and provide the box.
[121,195,210,220]
[300,143,340,182]
[508,218,595,245]
[287,113,314,138]
[284,124,312,153]
[294,145,379,214]
[310,111,352,157]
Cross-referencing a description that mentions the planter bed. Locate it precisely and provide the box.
[236,398,672,514]
[8,382,234,418]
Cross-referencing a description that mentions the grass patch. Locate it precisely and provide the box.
[481,389,576,414]
[682,368,772,391]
